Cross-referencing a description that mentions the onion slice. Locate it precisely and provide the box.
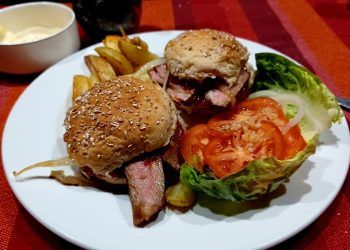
[273,95,305,134]
[13,157,73,177]
[249,91,305,134]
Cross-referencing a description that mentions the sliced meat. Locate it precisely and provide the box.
[161,123,185,170]
[149,65,196,102]
[125,156,165,226]
[148,64,167,85]
[166,82,196,103]
[204,68,250,107]
[205,89,231,107]
[228,68,250,97]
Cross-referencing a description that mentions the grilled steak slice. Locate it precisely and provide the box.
[204,68,250,107]
[148,64,167,85]
[148,64,251,113]
[125,156,165,226]
[161,123,185,170]
[166,82,196,103]
[205,89,231,107]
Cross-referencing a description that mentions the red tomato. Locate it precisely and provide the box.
[253,121,285,159]
[203,121,285,178]
[203,137,253,178]
[181,124,210,172]
[208,97,288,132]
[283,125,306,159]
[181,97,306,179]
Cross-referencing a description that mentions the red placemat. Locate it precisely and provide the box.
[0,0,349,249]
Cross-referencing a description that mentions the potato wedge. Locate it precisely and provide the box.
[72,75,90,100]
[88,74,99,88]
[84,55,117,81]
[103,35,122,52]
[119,40,158,66]
[131,36,149,51]
[166,181,195,207]
[95,47,134,75]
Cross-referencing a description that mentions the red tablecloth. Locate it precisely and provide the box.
[1,0,349,249]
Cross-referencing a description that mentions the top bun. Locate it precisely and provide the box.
[64,75,177,177]
[164,29,248,86]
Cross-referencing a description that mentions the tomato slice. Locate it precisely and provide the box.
[182,97,306,179]
[208,97,288,132]
[235,97,306,159]
[283,125,306,159]
[203,137,253,178]
[203,121,285,178]
[181,124,211,172]
[254,121,285,159]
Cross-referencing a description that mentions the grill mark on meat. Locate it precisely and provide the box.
[125,156,164,226]
[161,123,184,170]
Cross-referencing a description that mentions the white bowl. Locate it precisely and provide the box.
[0,2,80,74]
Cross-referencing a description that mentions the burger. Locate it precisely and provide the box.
[63,75,178,225]
[148,29,253,115]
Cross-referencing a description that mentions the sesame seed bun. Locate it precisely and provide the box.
[64,75,177,178]
[164,29,248,86]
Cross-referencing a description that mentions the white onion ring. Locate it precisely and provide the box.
[273,95,305,134]
[249,91,305,134]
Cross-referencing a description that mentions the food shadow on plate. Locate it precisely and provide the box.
[317,128,339,146]
[283,157,335,203]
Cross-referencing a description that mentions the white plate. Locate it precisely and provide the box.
[2,31,350,250]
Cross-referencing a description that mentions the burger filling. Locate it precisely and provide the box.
[148,63,251,114]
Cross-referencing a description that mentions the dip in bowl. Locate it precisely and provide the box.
[0,2,80,74]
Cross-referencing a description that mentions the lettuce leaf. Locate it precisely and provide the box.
[252,53,342,133]
[180,136,316,202]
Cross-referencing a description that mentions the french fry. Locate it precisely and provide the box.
[95,47,134,75]
[131,36,149,51]
[103,35,122,52]
[84,55,117,81]
[72,75,90,100]
[119,40,158,66]
[88,74,99,88]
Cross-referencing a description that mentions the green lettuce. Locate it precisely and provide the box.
[252,53,342,133]
[180,136,316,202]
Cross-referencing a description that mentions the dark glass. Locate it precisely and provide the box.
[73,0,141,42]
